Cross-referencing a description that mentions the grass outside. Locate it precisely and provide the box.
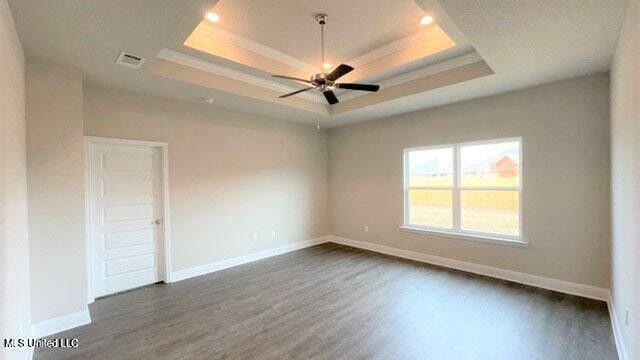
[409,205,519,236]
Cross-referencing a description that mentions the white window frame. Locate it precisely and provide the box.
[401,137,526,247]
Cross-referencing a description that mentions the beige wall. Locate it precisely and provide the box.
[0,0,31,358]
[84,84,329,271]
[610,0,640,358]
[19,54,615,340]
[329,74,611,288]
[26,59,86,323]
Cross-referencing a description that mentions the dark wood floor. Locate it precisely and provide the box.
[35,243,617,360]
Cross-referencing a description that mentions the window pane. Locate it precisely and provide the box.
[460,141,520,187]
[408,147,453,187]
[408,189,453,229]
[461,190,519,236]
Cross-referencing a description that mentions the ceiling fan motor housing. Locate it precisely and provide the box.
[315,14,327,25]
[311,73,334,90]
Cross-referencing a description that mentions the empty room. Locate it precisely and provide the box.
[1,0,639,359]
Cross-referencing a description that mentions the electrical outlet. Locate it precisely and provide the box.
[625,308,629,326]
[271,230,278,241]
[364,225,369,232]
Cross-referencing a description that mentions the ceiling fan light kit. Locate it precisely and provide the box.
[272,13,380,105]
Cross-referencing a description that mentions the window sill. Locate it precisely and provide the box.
[398,225,529,248]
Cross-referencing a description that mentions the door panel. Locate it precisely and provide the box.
[104,229,154,249]
[105,253,155,276]
[103,204,154,222]
[90,142,164,297]
[103,179,153,197]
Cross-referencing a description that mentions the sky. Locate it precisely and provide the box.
[409,141,520,175]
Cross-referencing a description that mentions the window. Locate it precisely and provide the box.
[403,138,522,243]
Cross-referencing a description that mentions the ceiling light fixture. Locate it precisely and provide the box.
[206,12,220,23]
[323,62,332,70]
[270,14,380,105]
[420,15,434,26]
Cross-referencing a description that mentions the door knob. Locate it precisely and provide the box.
[154,219,162,225]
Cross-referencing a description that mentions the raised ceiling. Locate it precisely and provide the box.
[155,0,486,115]
[205,0,437,67]
[7,0,630,127]
[183,16,458,83]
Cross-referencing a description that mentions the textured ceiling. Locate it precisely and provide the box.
[7,0,630,128]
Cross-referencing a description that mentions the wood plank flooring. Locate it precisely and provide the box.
[35,243,617,359]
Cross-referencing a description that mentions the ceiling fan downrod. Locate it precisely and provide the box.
[316,13,328,75]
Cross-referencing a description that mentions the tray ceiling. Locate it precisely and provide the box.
[205,0,436,67]
[8,0,628,127]
[152,0,489,115]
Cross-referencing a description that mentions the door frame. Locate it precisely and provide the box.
[84,136,172,304]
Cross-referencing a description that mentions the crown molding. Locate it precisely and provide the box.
[168,21,487,114]
[195,21,447,77]
[157,48,325,104]
[197,22,320,74]
[348,25,444,67]
[157,49,487,110]
[337,50,483,102]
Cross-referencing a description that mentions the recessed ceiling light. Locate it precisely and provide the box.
[420,15,434,26]
[323,62,332,70]
[206,12,220,23]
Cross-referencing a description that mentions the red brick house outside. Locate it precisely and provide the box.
[491,156,518,177]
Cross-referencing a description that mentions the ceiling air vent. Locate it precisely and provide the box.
[116,52,146,69]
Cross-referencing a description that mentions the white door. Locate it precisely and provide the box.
[89,141,165,297]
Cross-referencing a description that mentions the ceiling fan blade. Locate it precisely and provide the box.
[323,90,339,105]
[278,87,314,98]
[271,74,312,84]
[326,64,354,81]
[336,83,380,92]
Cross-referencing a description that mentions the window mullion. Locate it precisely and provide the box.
[403,151,409,226]
[452,144,461,231]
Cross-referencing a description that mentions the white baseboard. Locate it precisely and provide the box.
[607,297,629,360]
[27,235,614,349]
[169,236,330,282]
[328,235,610,301]
[26,238,328,341]
[31,309,91,338]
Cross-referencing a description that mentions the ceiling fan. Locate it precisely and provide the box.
[271,14,380,105]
